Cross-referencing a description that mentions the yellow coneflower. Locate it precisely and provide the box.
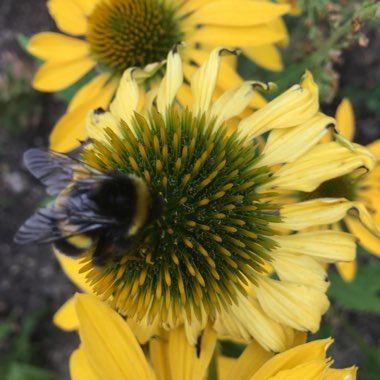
[69,293,357,380]
[296,99,380,281]
[28,0,290,152]
[52,48,376,352]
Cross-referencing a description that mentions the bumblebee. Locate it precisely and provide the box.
[14,149,164,265]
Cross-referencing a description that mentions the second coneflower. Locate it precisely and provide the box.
[28,0,290,152]
[53,47,376,352]
[297,99,380,281]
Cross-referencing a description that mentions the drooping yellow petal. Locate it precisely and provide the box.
[324,366,358,380]
[188,24,285,47]
[188,1,289,26]
[53,297,79,331]
[273,231,356,263]
[335,98,355,141]
[254,338,333,380]
[75,294,153,380]
[271,253,329,292]
[214,293,293,352]
[168,325,217,380]
[261,142,375,192]
[28,32,90,62]
[87,110,120,142]
[257,360,328,379]
[224,340,273,380]
[186,48,267,109]
[32,57,96,92]
[251,339,333,380]
[292,332,308,347]
[48,0,88,36]
[70,346,100,380]
[278,198,380,233]
[109,68,139,123]
[255,276,329,332]
[210,82,256,128]
[50,78,117,152]
[239,71,319,139]
[126,317,160,345]
[156,45,183,115]
[191,47,238,116]
[218,356,236,380]
[150,325,216,380]
[367,139,380,160]
[345,216,380,257]
[243,45,283,72]
[149,331,172,380]
[259,113,334,166]
[335,260,357,282]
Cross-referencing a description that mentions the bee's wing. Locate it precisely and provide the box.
[14,202,117,246]
[14,204,62,245]
[23,149,99,196]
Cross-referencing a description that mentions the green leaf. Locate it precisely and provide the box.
[0,317,14,342]
[7,362,55,380]
[16,34,29,52]
[328,259,380,313]
[57,70,95,103]
[363,347,380,380]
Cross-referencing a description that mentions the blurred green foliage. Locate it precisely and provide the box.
[0,310,55,380]
[329,259,380,313]
[239,0,380,104]
[0,65,42,135]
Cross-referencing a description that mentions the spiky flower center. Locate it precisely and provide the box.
[87,0,183,73]
[81,107,281,324]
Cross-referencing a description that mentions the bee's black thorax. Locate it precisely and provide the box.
[89,172,138,223]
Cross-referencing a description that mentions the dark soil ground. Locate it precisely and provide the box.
[0,1,379,379]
